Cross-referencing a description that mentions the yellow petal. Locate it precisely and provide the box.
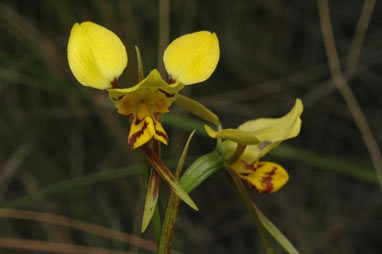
[163,31,219,85]
[239,99,303,143]
[128,113,155,149]
[153,117,169,145]
[234,161,289,193]
[67,21,127,90]
[108,69,183,103]
[242,99,303,160]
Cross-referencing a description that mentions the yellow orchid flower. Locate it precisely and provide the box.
[205,99,303,193]
[67,21,220,149]
[108,70,183,149]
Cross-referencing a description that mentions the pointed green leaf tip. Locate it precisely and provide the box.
[253,202,300,254]
[135,45,144,81]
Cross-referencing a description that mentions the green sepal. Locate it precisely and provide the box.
[141,169,160,233]
[205,125,261,145]
[179,150,224,193]
[175,94,221,127]
[135,45,144,81]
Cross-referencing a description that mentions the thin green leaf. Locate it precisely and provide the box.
[3,165,141,209]
[253,202,300,254]
[159,131,195,254]
[142,145,199,211]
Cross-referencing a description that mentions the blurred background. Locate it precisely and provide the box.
[0,0,381,253]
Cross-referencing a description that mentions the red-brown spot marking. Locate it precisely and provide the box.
[158,89,175,98]
[112,95,125,102]
[260,166,277,193]
[257,162,267,168]
[240,160,256,172]
[168,76,176,84]
[128,120,149,149]
[111,78,120,89]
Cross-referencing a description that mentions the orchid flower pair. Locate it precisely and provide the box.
[67,21,303,230]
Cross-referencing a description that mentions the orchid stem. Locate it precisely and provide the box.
[227,169,274,254]
[152,140,163,247]
[153,205,162,245]
[141,142,163,247]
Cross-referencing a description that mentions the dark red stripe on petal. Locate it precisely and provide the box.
[256,163,265,170]
[158,89,175,98]
[260,166,277,193]
[240,160,257,172]
[135,117,143,125]
[128,121,149,149]
[155,130,169,143]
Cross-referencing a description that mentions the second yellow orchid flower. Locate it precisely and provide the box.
[205,99,303,193]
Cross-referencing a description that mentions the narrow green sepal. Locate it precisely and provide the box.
[205,125,261,145]
[179,150,224,193]
[175,94,221,127]
[135,45,144,81]
[141,169,160,233]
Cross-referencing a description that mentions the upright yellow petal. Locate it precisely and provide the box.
[238,99,303,143]
[241,99,303,159]
[67,22,127,90]
[163,31,219,85]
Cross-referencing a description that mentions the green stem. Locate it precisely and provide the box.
[225,143,246,165]
[152,140,163,247]
[227,169,274,254]
[158,131,195,254]
[141,142,163,247]
[179,150,224,193]
[152,206,162,245]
